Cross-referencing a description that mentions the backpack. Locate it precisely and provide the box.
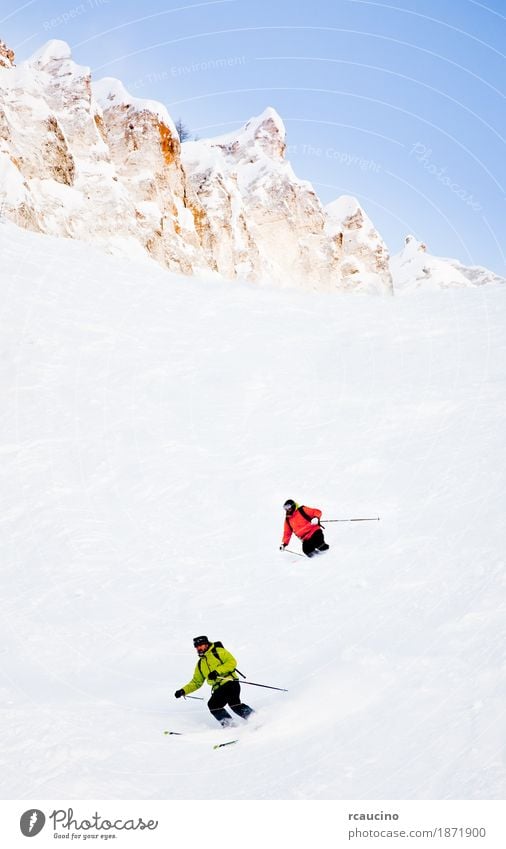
[286,505,313,529]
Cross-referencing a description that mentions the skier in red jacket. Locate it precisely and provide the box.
[280,499,329,557]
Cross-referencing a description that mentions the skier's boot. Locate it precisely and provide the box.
[212,708,235,726]
[220,718,237,728]
[231,703,254,720]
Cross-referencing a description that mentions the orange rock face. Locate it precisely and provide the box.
[0,40,394,292]
[0,40,15,68]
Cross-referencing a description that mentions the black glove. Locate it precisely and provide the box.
[207,670,219,681]
[174,689,185,699]
[280,544,286,550]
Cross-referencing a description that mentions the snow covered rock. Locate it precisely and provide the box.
[91,76,202,272]
[0,39,14,69]
[0,39,202,265]
[325,195,393,294]
[0,40,97,234]
[0,37,393,291]
[390,235,505,292]
[5,37,498,294]
[444,260,505,288]
[1,43,347,287]
[181,108,344,289]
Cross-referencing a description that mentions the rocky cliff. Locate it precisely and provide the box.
[325,195,393,294]
[0,39,391,292]
[0,38,502,293]
[181,108,354,290]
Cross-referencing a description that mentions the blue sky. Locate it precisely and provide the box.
[3,0,505,272]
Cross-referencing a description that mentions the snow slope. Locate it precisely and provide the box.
[1,222,505,800]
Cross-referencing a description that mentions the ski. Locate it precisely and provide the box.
[213,739,239,749]
[163,730,239,749]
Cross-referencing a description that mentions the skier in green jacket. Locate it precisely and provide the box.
[174,636,254,727]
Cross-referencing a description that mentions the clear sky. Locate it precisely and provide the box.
[2,0,505,272]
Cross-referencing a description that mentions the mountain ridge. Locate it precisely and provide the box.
[0,38,503,292]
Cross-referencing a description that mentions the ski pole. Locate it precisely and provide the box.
[240,680,288,692]
[321,517,380,522]
[184,695,204,700]
[280,546,305,557]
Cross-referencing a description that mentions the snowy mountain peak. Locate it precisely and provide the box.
[326,194,364,227]
[202,107,287,163]
[325,196,393,293]
[23,41,91,109]
[392,236,505,292]
[403,234,427,254]
[0,37,502,293]
[0,39,15,69]
[92,77,176,134]
[249,104,285,129]
[28,38,72,68]
[242,106,286,159]
[391,236,470,292]
[26,39,75,71]
[180,106,346,288]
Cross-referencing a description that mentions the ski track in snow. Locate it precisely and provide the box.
[1,223,505,800]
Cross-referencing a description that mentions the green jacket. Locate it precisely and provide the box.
[182,643,239,694]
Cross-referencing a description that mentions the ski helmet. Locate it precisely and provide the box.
[193,636,210,656]
[283,499,296,514]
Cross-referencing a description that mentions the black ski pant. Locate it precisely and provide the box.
[302,528,329,557]
[207,680,254,725]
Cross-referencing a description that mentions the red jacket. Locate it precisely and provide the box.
[282,504,322,546]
